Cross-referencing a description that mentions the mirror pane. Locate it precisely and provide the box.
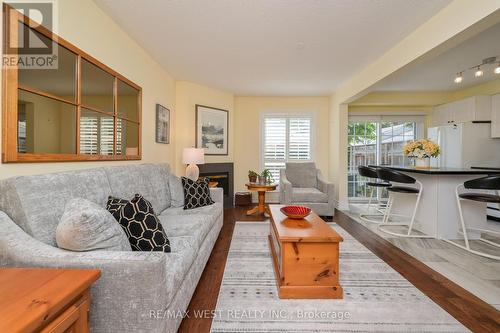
[18,90,76,154]
[80,108,115,155]
[117,119,139,156]
[81,59,114,114]
[117,80,139,121]
[18,24,77,102]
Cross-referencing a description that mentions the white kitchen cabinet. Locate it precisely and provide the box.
[432,95,491,126]
[431,104,450,127]
[492,94,500,138]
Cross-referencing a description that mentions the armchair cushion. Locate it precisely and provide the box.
[285,162,317,188]
[292,188,328,203]
[56,198,131,252]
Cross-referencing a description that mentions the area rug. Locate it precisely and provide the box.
[209,222,469,333]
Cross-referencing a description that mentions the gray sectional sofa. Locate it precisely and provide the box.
[0,163,223,333]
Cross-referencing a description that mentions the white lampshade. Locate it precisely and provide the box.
[182,148,205,164]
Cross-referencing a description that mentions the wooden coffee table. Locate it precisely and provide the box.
[0,268,100,333]
[245,183,277,216]
[268,205,343,299]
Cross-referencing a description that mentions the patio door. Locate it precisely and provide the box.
[348,115,424,201]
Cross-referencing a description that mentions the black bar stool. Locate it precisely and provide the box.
[357,166,391,223]
[376,167,430,238]
[442,175,500,260]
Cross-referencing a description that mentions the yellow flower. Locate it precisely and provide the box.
[404,139,440,158]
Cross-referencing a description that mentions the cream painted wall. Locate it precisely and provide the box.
[330,0,500,210]
[348,105,433,130]
[448,79,500,102]
[350,91,450,106]
[233,96,330,194]
[0,0,176,178]
[349,79,500,130]
[174,81,234,176]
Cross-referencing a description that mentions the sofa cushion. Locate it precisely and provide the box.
[162,235,197,307]
[285,162,317,188]
[56,198,131,252]
[169,175,184,208]
[0,168,112,246]
[161,202,223,219]
[104,164,171,214]
[158,213,215,249]
[181,177,214,210]
[109,195,171,252]
[292,187,328,203]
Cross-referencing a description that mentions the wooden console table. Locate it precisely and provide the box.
[268,205,343,299]
[0,268,101,333]
[245,183,277,216]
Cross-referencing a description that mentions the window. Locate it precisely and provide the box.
[2,5,141,162]
[347,116,424,200]
[262,115,313,181]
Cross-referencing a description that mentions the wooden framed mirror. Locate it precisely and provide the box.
[2,4,142,162]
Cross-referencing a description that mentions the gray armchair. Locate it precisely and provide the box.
[279,162,335,217]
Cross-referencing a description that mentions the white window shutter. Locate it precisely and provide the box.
[288,118,311,160]
[262,115,312,182]
[100,117,114,155]
[80,117,98,155]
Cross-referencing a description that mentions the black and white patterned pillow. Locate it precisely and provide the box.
[181,177,215,210]
[106,195,171,252]
[106,196,129,220]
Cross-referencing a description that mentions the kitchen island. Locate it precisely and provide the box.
[369,165,500,239]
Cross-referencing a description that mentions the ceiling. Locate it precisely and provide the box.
[373,21,500,92]
[94,0,451,96]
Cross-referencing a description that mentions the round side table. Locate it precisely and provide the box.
[245,183,277,216]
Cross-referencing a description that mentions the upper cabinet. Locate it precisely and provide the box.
[431,96,491,127]
[2,4,142,162]
[492,94,500,138]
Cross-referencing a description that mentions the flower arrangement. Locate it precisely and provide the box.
[403,139,440,159]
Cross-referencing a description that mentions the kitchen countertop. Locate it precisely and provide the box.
[368,165,500,175]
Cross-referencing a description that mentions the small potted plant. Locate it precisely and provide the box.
[260,169,275,184]
[248,170,259,183]
[403,139,440,168]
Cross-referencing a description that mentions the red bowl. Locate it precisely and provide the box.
[280,205,311,219]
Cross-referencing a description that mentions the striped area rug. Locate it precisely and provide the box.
[210,222,469,333]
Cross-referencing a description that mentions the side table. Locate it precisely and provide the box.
[245,182,277,216]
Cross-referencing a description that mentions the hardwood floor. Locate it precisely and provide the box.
[178,206,500,333]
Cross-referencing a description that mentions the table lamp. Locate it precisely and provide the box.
[183,148,205,181]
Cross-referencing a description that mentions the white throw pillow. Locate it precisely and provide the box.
[169,175,185,207]
[56,198,131,252]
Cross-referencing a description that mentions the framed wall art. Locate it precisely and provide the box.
[195,104,228,155]
[155,104,170,144]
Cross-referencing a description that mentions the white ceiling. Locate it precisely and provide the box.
[94,0,451,96]
[373,21,500,91]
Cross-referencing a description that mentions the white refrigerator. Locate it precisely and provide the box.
[427,122,500,169]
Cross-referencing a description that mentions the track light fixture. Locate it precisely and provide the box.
[454,72,463,83]
[474,67,484,77]
[453,56,499,83]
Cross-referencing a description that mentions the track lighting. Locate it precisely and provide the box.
[453,56,499,82]
[474,67,484,77]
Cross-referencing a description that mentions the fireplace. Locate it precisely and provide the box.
[199,163,234,207]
